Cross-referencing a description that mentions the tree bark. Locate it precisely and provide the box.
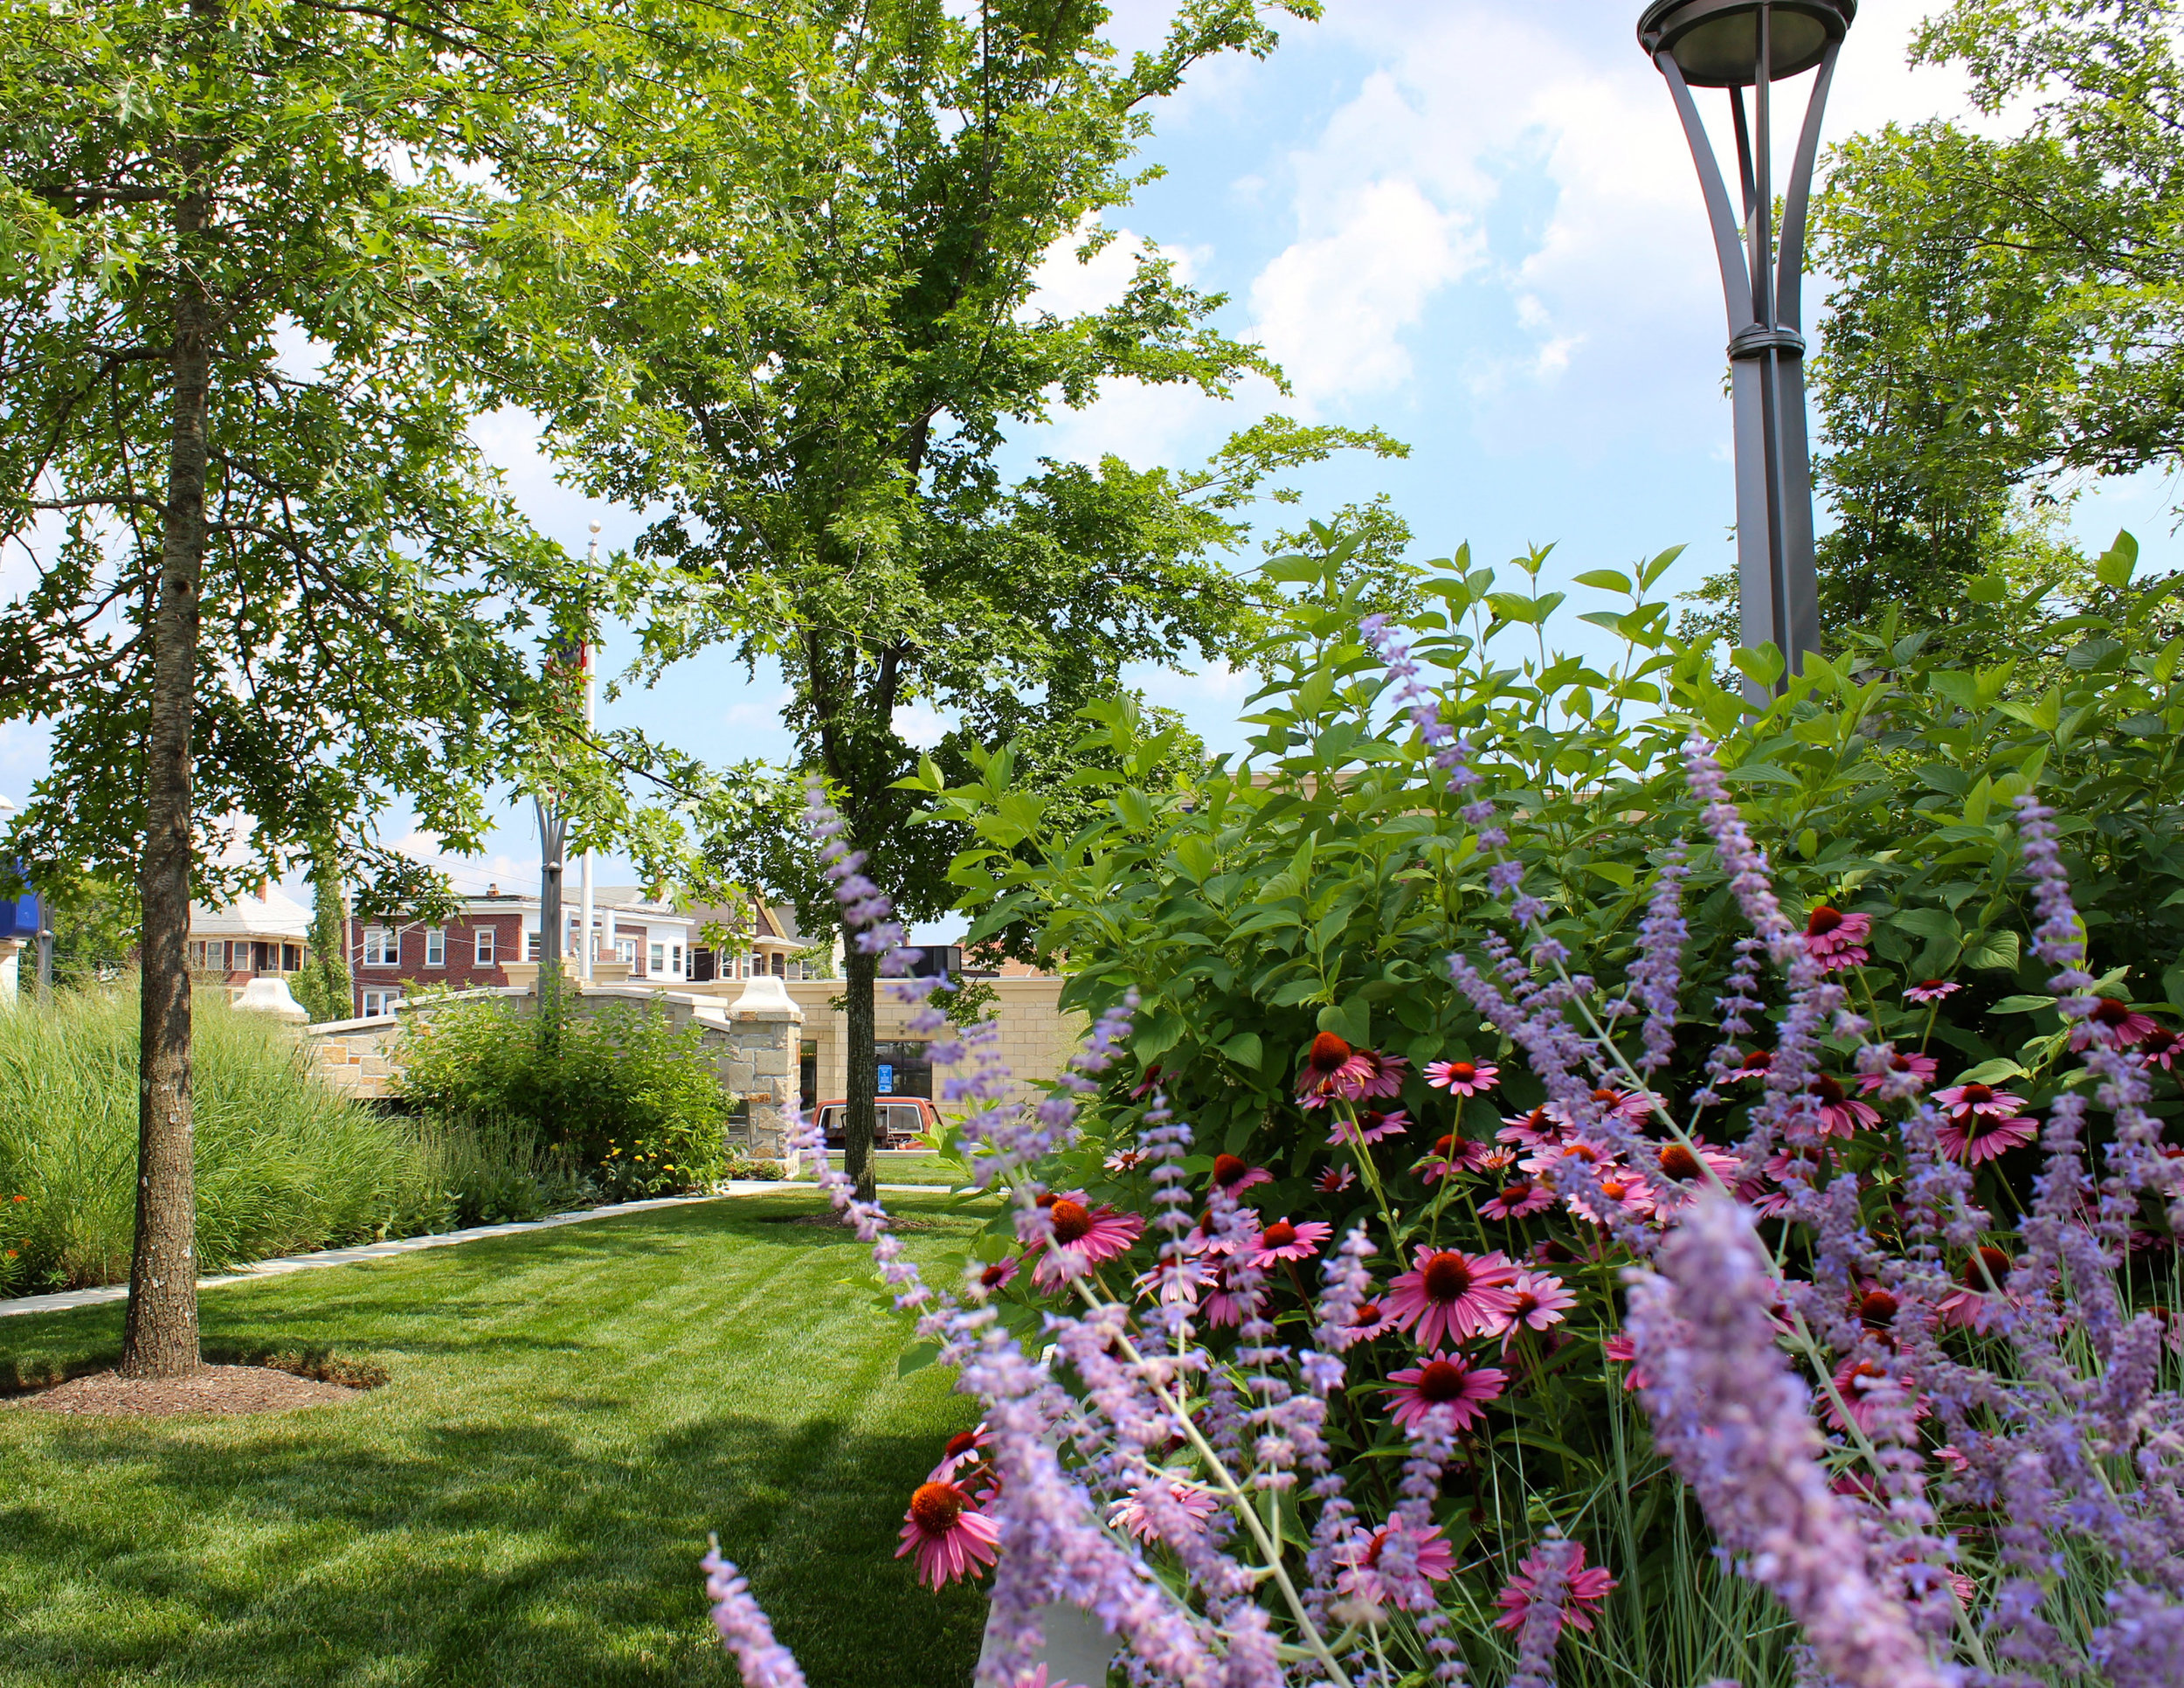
[843,940,878,1203]
[121,157,212,1380]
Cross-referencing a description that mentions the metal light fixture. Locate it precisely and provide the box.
[1639,0,1855,698]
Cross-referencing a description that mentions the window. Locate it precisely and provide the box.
[650,942,665,975]
[615,937,638,967]
[363,928,397,966]
[361,988,402,1017]
[282,944,301,972]
[475,927,495,965]
[672,944,682,975]
[526,930,541,962]
[425,928,445,967]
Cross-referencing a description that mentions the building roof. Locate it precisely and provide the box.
[190,889,314,939]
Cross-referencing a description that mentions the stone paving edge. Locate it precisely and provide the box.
[0,1180,961,1318]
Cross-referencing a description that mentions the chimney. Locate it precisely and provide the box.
[487,882,499,897]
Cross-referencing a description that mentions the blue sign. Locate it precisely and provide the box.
[0,868,38,942]
[876,1063,895,1096]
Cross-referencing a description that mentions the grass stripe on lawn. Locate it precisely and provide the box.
[0,1191,993,1687]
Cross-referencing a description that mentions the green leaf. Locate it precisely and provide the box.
[1731,644,1786,688]
[1954,1056,2029,1086]
[1583,860,1635,888]
[1318,999,1371,1048]
[2095,529,2139,587]
[1219,1032,1264,1071]
[1572,569,1632,593]
[897,1342,941,1378]
[1989,994,2056,1013]
[1891,907,1961,941]
[1963,929,2021,972]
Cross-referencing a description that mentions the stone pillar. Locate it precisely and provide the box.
[713,973,803,1159]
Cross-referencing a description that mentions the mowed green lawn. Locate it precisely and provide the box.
[0,1193,992,1688]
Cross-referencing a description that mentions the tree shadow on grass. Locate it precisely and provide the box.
[0,1408,985,1688]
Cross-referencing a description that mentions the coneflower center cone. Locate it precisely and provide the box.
[1261,1221,1297,1249]
[1657,1144,1701,1181]
[1047,1199,1093,1244]
[1416,1359,1468,1401]
[1420,1252,1474,1302]
[1211,1154,1250,1188]
[909,1481,965,1535]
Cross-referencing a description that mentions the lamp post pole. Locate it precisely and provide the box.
[578,522,598,985]
[1639,0,1854,702]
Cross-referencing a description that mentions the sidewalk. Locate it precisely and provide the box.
[0,1180,954,1319]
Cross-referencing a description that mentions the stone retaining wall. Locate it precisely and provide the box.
[300,976,805,1154]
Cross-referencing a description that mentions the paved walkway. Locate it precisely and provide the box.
[0,1180,954,1319]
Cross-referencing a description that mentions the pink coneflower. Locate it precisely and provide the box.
[1809,1074,1881,1137]
[897,1481,1000,1587]
[1129,1065,1167,1101]
[1482,1174,1555,1220]
[1825,1356,1926,1435]
[1426,1058,1500,1096]
[1858,1050,1938,1095]
[1328,1107,1409,1148]
[1345,1297,1400,1341]
[1904,979,1961,1004]
[1316,1164,1357,1194]
[1566,1167,1658,1228]
[1421,1131,1490,1184]
[2073,997,2159,1051]
[1521,1136,1613,1179]
[1207,1153,1272,1195]
[1386,1247,1519,1347]
[1103,1146,1145,1174]
[1737,1048,1772,1080]
[1133,1255,1216,1309]
[1932,1081,2026,1117]
[1492,1270,1576,1350]
[1494,1539,1617,1636]
[1351,1048,1409,1100]
[1337,1519,1455,1605]
[1387,1352,1508,1431]
[1011,1669,1085,1688]
[1296,1031,1372,1109]
[1653,1138,1739,1186]
[1030,1195,1144,1289]
[1803,904,1871,972]
[1936,1108,2038,1165]
[1108,1477,1218,1544]
[1587,1084,1658,1125]
[972,1256,1020,1296]
[1602,1331,1648,1390]
[928,1423,991,1484]
[1938,1248,2018,1332]
[1201,1264,1248,1328]
[1248,1217,1331,1267]
[2142,1026,2182,1071]
[1497,1106,1562,1150]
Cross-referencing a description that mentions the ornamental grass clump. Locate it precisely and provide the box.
[701,542,2184,1686]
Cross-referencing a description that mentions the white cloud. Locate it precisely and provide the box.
[1249,176,1484,409]
[893,702,952,749]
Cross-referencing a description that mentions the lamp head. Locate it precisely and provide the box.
[1638,0,1853,87]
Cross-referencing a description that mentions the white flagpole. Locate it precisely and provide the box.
[578,521,598,984]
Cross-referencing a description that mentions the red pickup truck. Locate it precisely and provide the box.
[812,1097,941,1150]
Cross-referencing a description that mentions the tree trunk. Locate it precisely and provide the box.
[843,941,878,1203]
[121,163,212,1380]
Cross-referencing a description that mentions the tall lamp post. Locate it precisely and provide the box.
[1638,0,1854,700]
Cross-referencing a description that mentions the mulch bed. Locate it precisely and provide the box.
[8,1364,363,1417]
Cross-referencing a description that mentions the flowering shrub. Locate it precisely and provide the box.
[699,543,2184,1687]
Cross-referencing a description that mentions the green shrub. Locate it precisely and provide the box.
[0,984,428,1294]
[396,993,728,1200]
[399,1114,595,1229]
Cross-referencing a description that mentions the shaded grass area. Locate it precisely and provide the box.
[0,1192,992,1688]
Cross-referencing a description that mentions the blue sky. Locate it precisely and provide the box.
[7,0,2177,926]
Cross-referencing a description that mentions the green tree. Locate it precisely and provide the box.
[549,0,1397,1199]
[0,0,594,1373]
[293,836,354,1026]
[1716,0,2184,656]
